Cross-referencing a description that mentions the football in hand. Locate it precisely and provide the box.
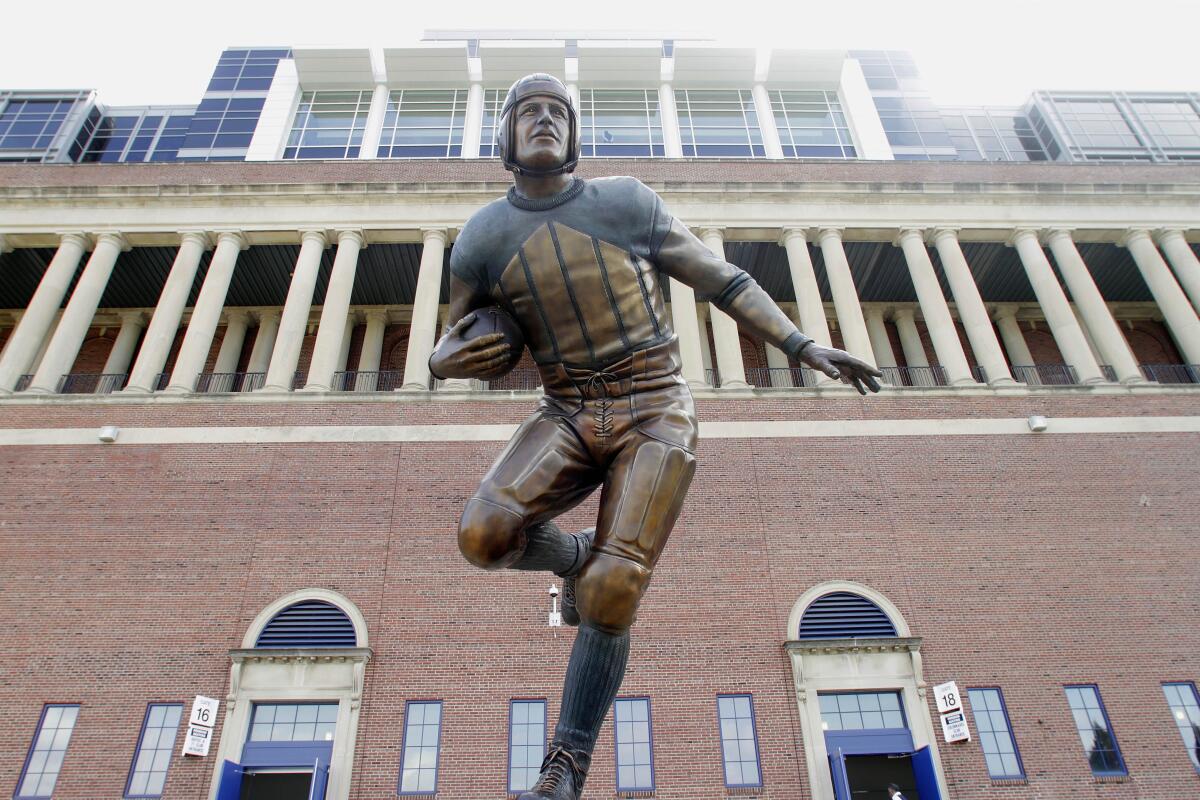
[457,307,525,377]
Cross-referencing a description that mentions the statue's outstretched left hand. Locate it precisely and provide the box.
[799,344,883,395]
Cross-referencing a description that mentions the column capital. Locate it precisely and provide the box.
[1041,227,1075,245]
[214,230,249,251]
[893,227,925,248]
[0,233,10,254]
[334,229,366,248]
[1005,228,1041,248]
[862,305,887,321]
[117,310,148,326]
[815,227,844,244]
[254,308,281,324]
[891,307,916,322]
[778,227,810,246]
[1117,228,1153,249]
[299,229,329,247]
[223,309,252,326]
[56,231,94,251]
[420,227,449,245]
[364,308,390,324]
[178,230,214,249]
[696,226,726,241]
[927,227,960,245]
[1152,227,1188,245]
[992,304,1021,321]
[92,231,131,252]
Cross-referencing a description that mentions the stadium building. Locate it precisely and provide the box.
[1,30,1198,800]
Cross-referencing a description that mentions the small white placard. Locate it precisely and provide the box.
[189,695,220,728]
[933,681,962,714]
[181,724,213,757]
[940,709,971,743]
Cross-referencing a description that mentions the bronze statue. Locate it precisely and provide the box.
[430,74,881,799]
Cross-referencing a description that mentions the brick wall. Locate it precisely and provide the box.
[0,395,1196,799]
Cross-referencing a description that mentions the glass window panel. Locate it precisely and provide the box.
[967,689,1023,779]
[1065,685,1126,776]
[400,701,443,794]
[1162,682,1200,770]
[17,705,79,799]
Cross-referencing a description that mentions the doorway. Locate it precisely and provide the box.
[845,754,916,799]
[239,771,312,800]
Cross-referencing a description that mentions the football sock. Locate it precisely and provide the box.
[553,623,631,754]
[512,521,589,576]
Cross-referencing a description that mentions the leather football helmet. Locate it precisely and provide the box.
[498,73,580,176]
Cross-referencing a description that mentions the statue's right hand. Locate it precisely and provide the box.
[429,311,513,379]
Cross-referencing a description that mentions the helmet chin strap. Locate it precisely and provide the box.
[509,158,574,177]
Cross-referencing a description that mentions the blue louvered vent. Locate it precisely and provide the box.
[255,600,357,649]
[798,592,898,640]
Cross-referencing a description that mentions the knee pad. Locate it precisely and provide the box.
[574,553,653,634]
[458,498,525,570]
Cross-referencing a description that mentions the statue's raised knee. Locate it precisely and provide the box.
[458,498,525,570]
[574,553,653,634]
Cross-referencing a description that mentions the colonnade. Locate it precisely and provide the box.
[0,223,1197,396]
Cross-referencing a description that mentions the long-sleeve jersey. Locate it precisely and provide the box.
[450,176,811,370]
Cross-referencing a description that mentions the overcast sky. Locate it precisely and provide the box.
[2,0,1197,108]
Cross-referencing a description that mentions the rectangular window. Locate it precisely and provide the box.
[717,694,762,788]
[818,691,905,731]
[1064,685,1126,776]
[378,89,467,158]
[966,688,1024,779]
[674,89,764,157]
[1163,682,1200,771]
[508,700,547,793]
[283,91,371,160]
[249,702,338,742]
[613,697,654,791]
[771,90,856,159]
[16,704,79,799]
[399,701,443,794]
[578,89,664,158]
[125,704,183,798]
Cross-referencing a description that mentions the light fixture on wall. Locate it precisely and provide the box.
[98,425,119,443]
[548,584,562,631]
[1027,415,1048,432]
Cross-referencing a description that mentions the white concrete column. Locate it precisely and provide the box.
[1008,228,1105,384]
[699,228,749,389]
[166,231,247,393]
[0,234,8,254]
[659,84,683,158]
[670,281,708,387]
[264,229,328,391]
[462,83,484,158]
[213,311,250,375]
[863,307,898,368]
[401,228,448,391]
[28,232,128,393]
[930,228,1015,386]
[101,312,146,377]
[780,228,836,386]
[0,232,89,392]
[125,231,210,393]
[1044,229,1143,383]
[29,315,60,377]
[816,228,875,365]
[305,230,364,391]
[1155,228,1200,312]
[892,308,929,367]
[246,311,280,375]
[895,228,974,385]
[359,84,390,160]
[993,306,1034,367]
[752,84,784,159]
[1122,228,1200,364]
[355,310,387,391]
[764,343,793,387]
[337,315,356,374]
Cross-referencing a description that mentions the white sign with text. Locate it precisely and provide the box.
[181,724,213,757]
[189,695,220,728]
[933,681,962,714]
[940,709,971,743]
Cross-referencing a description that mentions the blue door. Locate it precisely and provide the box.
[215,761,244,800]
[308,759,329,800]
[912,746,943,800]
[828,747,851,800]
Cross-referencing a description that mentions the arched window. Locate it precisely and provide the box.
[798,591,898,639]
[255,599,358,648]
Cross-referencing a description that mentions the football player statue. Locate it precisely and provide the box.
[430,74,881,799]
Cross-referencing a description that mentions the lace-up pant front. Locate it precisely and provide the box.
[458,379,697,634]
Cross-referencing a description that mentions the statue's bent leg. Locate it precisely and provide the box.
[458,410,599,571]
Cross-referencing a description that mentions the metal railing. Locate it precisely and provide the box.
[1011,364,1079,386]
[705,368,719,387]
[15,374,32,392]
[194,372,266,393]
[433,370,544,392]
[331,370,404,392]
[879,365,948,387]
[971,365,989,383]
[56,373,127,394]
[743,367,819,387]
[1141,363,1200,384]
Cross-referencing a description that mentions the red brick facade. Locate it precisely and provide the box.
[0,392,1196,799]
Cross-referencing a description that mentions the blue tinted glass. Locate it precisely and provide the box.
[207,78,236,92]
[228,97,265,111]
[214,133,252,147]
[235,78,273,91]
[182,134,216,149]
[187,118,220,134]
[218,118,257,134]
[197,98,230,112]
